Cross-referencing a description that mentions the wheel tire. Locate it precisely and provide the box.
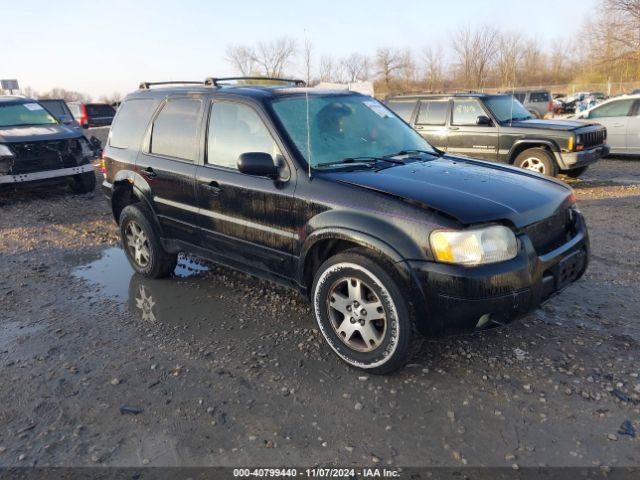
[311,249,419,374]
[563,166,588,178]
[119,204,177,278]
[514,148,558,177]
[69,171,96,193]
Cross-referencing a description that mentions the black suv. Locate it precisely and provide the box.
[102,78,590,373]
[386,93,608,178]
[0,96,98,193]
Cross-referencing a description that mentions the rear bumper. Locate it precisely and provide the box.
[406,212,590,336]
[0,163,94,185]
[557,144,609,170]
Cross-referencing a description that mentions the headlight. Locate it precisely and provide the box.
[430,225,518,266]
[0,144,14,157]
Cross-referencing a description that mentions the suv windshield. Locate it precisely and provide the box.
[484,95,532,123]
[0,102,58,127]
[271,94,435,168]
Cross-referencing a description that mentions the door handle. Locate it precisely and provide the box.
[203,181,222,196]
[612,123,625,127]
[142,166,157,178]
[449,126,460,130]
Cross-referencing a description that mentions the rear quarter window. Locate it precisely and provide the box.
[386,100,417,122]
[530,92,550,102]
[87,104,116,116]
[109,99,158,149]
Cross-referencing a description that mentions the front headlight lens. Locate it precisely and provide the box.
[0,144,14,157]
[430,225,518,266]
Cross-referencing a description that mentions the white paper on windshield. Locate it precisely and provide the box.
[363,100,392,118]
[23,103,45,111]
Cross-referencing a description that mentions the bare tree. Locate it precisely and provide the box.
[225,45,257,76]
[375,47,409,91]
[451,24,498,89]
[496,31,523,87]
[422,45,445,91]
[225,37,297,77]
[319,55,346,83]
[303,38,313,85]
[341,53,370,82]
[99,92,123,105]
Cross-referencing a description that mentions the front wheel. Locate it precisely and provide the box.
[311,250,418,374]
[513,148,558,177]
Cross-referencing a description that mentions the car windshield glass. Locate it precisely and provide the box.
[271,94,435,168]
[0,102,58,127]
[484,95,533,122]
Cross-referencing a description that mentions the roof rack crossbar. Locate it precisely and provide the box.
[204,76,306,87]
[139,81,204,90]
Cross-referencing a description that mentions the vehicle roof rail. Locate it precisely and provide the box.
[138,81,204,90]
[204,76,306,87]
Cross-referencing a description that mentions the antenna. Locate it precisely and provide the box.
[509,67,515,127]
[304,29,312,179]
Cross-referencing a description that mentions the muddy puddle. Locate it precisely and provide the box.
[69,246,310,349]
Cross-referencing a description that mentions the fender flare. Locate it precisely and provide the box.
[508,139,562,165]
[111,171,163,233]
[296,226,409,287]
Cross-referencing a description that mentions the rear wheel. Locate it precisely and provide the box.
[563,166,588,178]
[69,171,96,193]
[311,250,419,374]
[514,148,558,177]
[119,204,177,278]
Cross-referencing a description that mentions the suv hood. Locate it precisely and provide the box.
[324,156,572,228]
[508,118,598,131]
[0,124,83,143]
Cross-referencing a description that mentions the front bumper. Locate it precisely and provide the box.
[556,144,609,170]
[406,213,590,336]
[0,163,94,185]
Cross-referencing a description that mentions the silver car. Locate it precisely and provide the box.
[576,94,640,155]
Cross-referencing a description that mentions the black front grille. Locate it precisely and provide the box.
[8,139,82,175]
[524,208,576,255]
[578,128,606,149]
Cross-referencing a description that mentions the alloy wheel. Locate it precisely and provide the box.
[326,276,387,352]
[125,221,151,268]
[520,157,546,174]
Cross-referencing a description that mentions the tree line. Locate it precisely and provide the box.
[226,0,640,95]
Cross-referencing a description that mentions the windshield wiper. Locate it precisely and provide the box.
[316,156,405,168]
[385,149,439,158]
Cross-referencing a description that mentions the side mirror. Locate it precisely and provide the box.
[237,152,278,178]
[476,115,491,126]
[82,123,89,130]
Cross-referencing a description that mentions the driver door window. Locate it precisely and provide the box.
[207,102,280,169]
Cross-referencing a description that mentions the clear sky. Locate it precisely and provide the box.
[3,0,596,98]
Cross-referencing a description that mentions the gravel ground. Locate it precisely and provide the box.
[0,158,639,468]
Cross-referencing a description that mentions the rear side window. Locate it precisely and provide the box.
[87,104,116,116]
[386,100,417,122]
[416,100,448,125]
[109,99,157,149]
[530,92,550,103]
[589,99,634,119]
[150,98,202,161]
[68,104,81,117]
[207,101,279,169]
[452,99,484,125]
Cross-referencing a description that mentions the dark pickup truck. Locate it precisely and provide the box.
[386,93,609,177]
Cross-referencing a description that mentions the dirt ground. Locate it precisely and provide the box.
[0,157,639,469]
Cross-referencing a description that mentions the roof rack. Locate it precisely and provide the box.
[138,81,203,90]
[204,76,306,87]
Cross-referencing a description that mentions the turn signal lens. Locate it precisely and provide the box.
[430,225,518,266]
[567,136,574,151]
